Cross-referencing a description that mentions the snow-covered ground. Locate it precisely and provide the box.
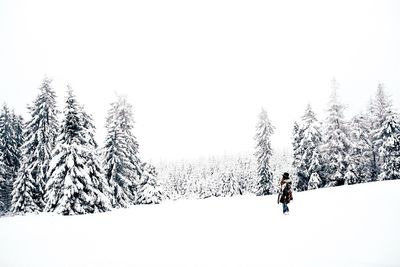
[0,180,399,267]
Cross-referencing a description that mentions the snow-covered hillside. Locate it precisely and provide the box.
[0,180,399,267]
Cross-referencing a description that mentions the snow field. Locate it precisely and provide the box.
[0,180,399,267]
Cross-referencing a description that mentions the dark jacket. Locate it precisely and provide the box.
[279,178,293,204]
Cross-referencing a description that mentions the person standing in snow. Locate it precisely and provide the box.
[278,172,293,215]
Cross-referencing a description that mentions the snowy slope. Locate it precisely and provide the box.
[0,180,399,267]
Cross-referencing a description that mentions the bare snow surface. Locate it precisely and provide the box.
[1,180,399,267]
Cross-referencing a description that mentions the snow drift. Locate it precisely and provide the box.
[0,180,399,267]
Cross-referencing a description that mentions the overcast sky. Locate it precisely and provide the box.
[0,0,399,161]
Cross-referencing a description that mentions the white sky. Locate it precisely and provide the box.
[1,0,399,161]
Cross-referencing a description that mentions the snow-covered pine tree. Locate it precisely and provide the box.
[366,99,379,181]
[376,113,400,180]
[254,108,275,195]
[197,160,222,199]
[321,79,351,187]
[0,106,15,163]
[292,121,304,190]
[103,95,142,207]
[370,83,394,179]
[44,87,108,215]
[346,113,373,184]
[10,106,41,215]
[307,172,321,190]
[12,78,59,211]
[0,105,21,211]
[166,163,188,200]
[295,104,323,191]
[220,167,241,197]
[10,166,39,214]
[236,157,257,195]
[115,96,143,202]
[11,113,24,162]
[136,163,163,204]
[0,153,7,212]
[79,106,111,212]
[103,116,132,207]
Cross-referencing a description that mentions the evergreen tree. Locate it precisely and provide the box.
[294,105,323,191]
[307,172,322,190]
[371,84,393,145]
[366,98,379,181]
[236,157,256,195]
[321,79,351,187]
[44,88,109,215]
[376,114,400,180]
[346,113,373,184]
[103,116,132,207]
[0,154,7,212]
[103,96,142,207]
[11,166,39,213]
[11,113,24,163]
[136,163,163,204]
[0,106,22,170]
[13,78,59,211]
[370,83,394,179]
[0,105,21,211]
[220,168,240,197]
[10,111,36,215]
[80,107,111,212]
[292,121,304,190]
[114,96,143,202]
[254,108,274,195]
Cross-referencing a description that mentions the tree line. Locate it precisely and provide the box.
[156,79,400,200]
[0,78,162,216]
[290,79,400,192]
